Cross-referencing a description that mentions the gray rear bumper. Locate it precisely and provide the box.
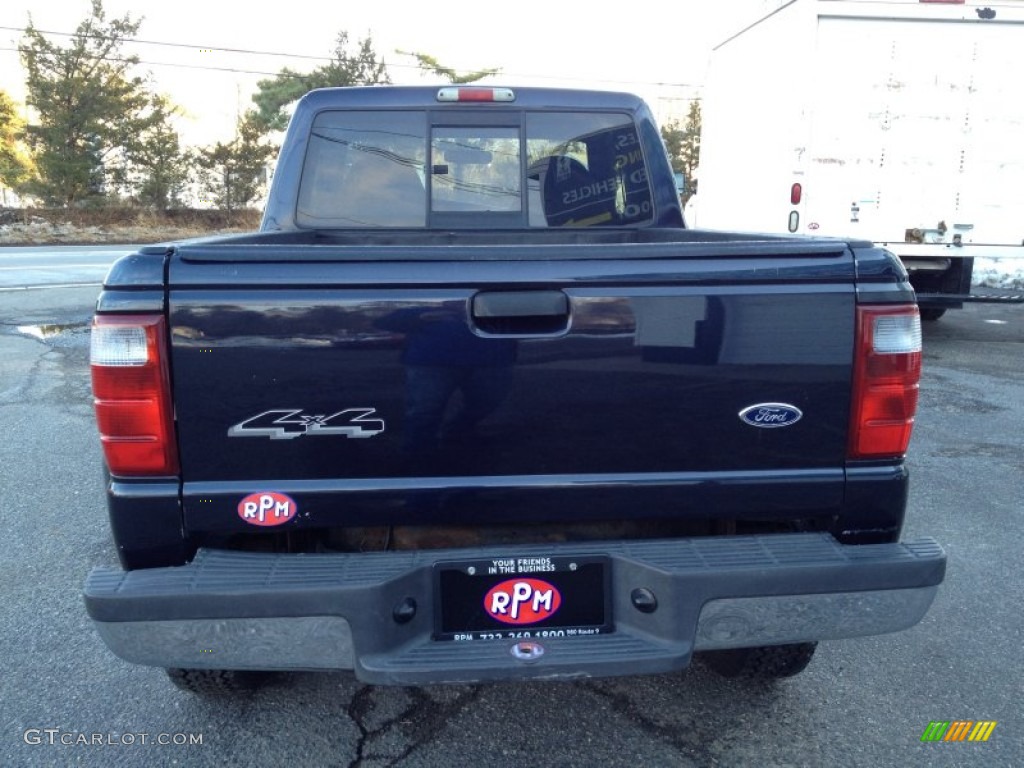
[84,533,944,685]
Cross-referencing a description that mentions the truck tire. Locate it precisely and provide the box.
[919,307,947,322]
[699,642,817,680]
[165,668,274,695]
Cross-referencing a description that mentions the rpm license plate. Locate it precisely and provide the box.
[434,556,611,641]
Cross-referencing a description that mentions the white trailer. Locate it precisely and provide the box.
[692,0,1024,318]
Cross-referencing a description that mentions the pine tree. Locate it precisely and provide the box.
[250,31,391,134]
[396,51,500,84]
[194,113,276,212]
[130,96,190,210]
[660,100,702,203]
[19,0,177,206]
[0,90,34,199]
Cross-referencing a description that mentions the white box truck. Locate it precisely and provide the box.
[691,0,1024,319]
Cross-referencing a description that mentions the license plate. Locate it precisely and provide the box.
[434,555,611,641]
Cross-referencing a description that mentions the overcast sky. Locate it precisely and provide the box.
[0,0,777,145]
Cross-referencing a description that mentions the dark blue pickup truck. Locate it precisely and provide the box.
[83,86,944,692]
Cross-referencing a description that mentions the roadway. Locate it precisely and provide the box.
[0,245,137,290]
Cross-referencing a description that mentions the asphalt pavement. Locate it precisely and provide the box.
[0,245,136,290]
[0,284,1020,768]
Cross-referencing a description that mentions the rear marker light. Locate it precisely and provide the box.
[790,183,802,205]
[848,305,922,459]
[91,315,179,476]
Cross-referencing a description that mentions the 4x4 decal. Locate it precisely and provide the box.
[227,408,385,440]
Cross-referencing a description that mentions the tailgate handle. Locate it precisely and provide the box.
[471,291,569,335]
[472,291,568,318]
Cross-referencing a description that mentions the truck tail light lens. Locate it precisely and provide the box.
[90,315,179,476]
[790,183,802,205]
[848,305,922,459]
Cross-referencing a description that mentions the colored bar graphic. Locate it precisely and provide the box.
[969,722,997,742]
[921,721,997,742]
[944,721,973,741]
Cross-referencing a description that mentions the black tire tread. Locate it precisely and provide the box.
[700,642,817,680]
[165,668,271,695]
[919,307,947,322]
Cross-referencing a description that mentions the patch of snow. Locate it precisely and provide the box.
[972,257,1024,290]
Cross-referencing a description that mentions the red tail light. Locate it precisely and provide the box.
[848,305,922,459]
[90,315,179,475]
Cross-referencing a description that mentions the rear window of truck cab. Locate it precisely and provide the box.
[295,110,654,229]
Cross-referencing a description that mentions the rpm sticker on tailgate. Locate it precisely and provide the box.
[237,492,297,526]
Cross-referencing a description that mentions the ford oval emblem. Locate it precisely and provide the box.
[738,403,803,429]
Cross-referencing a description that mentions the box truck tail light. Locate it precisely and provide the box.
[90,315,179,476]
[790,183,802,205]
[848,306,922,459]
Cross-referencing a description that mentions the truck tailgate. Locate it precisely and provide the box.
[167,244,856,533]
